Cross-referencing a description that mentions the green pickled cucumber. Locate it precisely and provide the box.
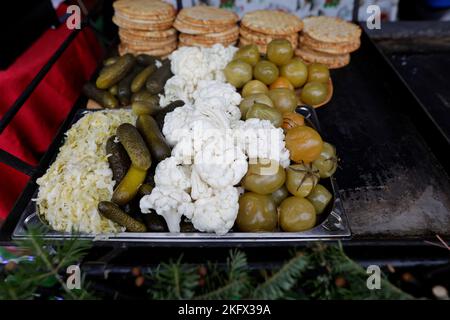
[98,201,147,232]
[131,64,157,93]
[136,54,156,66]
[131,90,156,103]
[132,101,160,116]
[117,65,143,106]
[109,84,118,96]
[112,165,147,205]
[154,100,185,130]
[96,53,136,89]
[106,136,130,187]
[116,123,151,171]
[145,63,172,94]
[142,212,168,232]
[136,115,171,163]
[103,56,119,66]
[82,83,118,109]
[138,183,154,196]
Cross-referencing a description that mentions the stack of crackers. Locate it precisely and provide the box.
[113,0,177,57]
[239,10,304,54]
[174,6,239,48]
[296,16,361,69]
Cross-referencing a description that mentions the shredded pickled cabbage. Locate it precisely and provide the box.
[36,110,136,234]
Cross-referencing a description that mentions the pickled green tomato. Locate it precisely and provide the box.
[268,88,297,114]
[286,163,320,197]
[280,58,308,88]
[312,142,337,178]
[267,39,294,66]
[307,184,332,214]
[239,94,274,119]
[300,81,329,106]
[237,192,277,232]
[242,160,286,194]
[279,197,316,232]
[253,60,279,85]
[224,60,253,88]
[234,44,260,66]
[307,63,330,83]
[242,80,268,97]
[246,103,283,128]
[271,185,289,206]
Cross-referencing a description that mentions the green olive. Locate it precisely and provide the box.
[224,60,253,89]
[279,197,316,232]
[253,60,279,85]
[242,160,286,194]
[246,103,283,128]
[307,63,330,83]
[286,163,320,197]
[312,142,337,178]
[239,94,274,119]
[271,185,289,206]
[307,184,332,214]
[267,39,294,66]
[268,88,297,114]
[300,81,329,106]
[242,80,268,97]
[280,58,308,88]
[237,192,277,232]
[234,44,260,66]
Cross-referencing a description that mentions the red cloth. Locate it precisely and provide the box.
[0,21,103,220]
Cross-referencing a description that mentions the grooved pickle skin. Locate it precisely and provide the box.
[112,165,147,206]
[116,123,152,171]
[145,63,172,94]
[106,136,131,187]
[82,83,118,109]
[136,115,171,163]
[118,65,144,106]
[132,101,160,116]
[131,64,157,93]
[96,53,136,89]
[98,201,147,232]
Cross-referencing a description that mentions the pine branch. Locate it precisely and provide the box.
[252,253,309,300]
[148,256,199,300]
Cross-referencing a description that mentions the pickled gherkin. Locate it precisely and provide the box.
[96,53,136,89]
[136,115,171,163]
[112,165,147,206]
[116,123,151,171]
[131,64,157,93]
[98,201,146,232]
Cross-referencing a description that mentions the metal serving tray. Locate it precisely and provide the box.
[10,106,351,244]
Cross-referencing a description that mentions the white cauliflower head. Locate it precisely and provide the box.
[140,186,193,233]
[154,157,191,192]
[190,186,239,235]
[194,134,248,189]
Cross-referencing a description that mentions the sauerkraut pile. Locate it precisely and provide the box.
[36,109,136,234]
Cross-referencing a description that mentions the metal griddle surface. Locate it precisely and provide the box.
[315,33,450,239]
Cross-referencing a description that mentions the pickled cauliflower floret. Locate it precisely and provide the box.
[190,186,240,235]
[154,157,191,192]
[140,186,194,233]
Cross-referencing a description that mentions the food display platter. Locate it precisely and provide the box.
[10,106,350,245]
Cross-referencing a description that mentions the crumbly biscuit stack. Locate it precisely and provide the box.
[113,0,177,57]
[296,16,361,69]
[174,6,239,48]
[239,10,303,54]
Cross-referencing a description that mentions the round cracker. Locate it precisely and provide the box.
[302,16,361,44]
[239,25,297,43]
[178,40,237,49]
[179,35,236,47]
[239,37,267,54]
[299,34,360,54]
[113,0,175,19]
[119,43,176,57]
[179,31,238,43]
[120,36,177,49]
[241,10,303,35]
[119,27,177,38]
[119,30,177,43]
[295,46,350,69]
[177,6,238,26]
[113,15,174,31]
[173,18,234,35]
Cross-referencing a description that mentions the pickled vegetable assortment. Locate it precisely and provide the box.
[225,39,333,110]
